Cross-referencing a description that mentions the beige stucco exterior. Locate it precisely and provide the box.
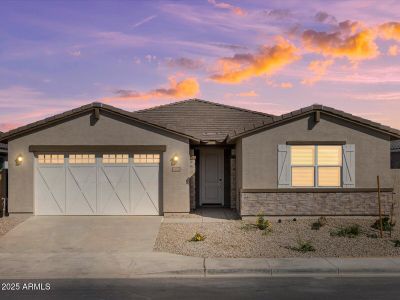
[8,111,191,213]
[236,113,392,190]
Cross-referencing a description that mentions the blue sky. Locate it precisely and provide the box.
[0,0,400,131]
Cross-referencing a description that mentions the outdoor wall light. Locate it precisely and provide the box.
[171,155,179,166]
[15,154,23,166]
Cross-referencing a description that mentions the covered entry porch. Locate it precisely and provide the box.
[189,145,236,210]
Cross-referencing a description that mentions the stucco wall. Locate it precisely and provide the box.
[240,114,392,189]
[8,111,190,213]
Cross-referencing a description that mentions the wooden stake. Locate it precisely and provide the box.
[377,176,383,238]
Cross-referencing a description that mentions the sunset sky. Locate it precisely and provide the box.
[1,0,400,131]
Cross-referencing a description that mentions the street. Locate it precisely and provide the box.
[1,277,400,300]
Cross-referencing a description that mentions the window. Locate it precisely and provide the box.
[38,154,64,164]
[103,154,129,164]
[291,145,342,187]
[133,154,160,164]
[69,154,96,164]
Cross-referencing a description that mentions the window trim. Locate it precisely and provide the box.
[69,154,96,164]
[37,154,65,165]
[291,145,342,188]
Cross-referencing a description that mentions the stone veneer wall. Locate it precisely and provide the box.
[240,192,394,216]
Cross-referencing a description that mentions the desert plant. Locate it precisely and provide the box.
[291,238,315,253]
[189,232,205,242]
[330,224,361,238]
[256,215,272,232]
[372,217,395,231]
[393,240,400,247]
[311,216,328,230]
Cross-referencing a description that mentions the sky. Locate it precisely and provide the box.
[1,0,400,131]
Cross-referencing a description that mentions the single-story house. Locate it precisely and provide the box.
[0,132,8,170]
[1,99,399,217]
[391,140,400,169]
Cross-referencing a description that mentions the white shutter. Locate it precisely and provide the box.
[342,144,355,188]
[278,144,291,188]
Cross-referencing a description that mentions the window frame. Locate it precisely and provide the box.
[291,145,342,188]
[69,154,96,164]
[102,154,129,164]
[37,154,65,165]
[133,153,160,164]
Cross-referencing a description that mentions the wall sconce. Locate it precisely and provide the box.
[15,154,23,166]
[171,155,179,166]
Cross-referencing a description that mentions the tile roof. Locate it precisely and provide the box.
[0,102,201,143]
[132,99,274,142]
[228,104,400,141]
[0,100,399,144]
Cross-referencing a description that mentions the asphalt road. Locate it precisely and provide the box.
[1,277,400,300]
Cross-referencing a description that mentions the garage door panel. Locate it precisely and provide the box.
[35,154,161,216]
[36,166,66,215]
[98,166,130,215]
[131,165,159,215]
[66,166,97,215]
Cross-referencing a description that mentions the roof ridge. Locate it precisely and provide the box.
[134,98,275,117]
[133,99,196,113]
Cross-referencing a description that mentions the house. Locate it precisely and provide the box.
[0,132,8,170]
[0,99,399,217]
[391,140,400,169]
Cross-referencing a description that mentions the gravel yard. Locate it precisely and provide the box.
[0,214,31,236]
[154,218,400,258]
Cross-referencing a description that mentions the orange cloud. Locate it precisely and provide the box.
[266,79,293,89]
[210,38,300,84]
[388,45,399,56]
[302,21,379,60]
[302,59,334,85]
[237,90,258,97]
[208,0,246,16]
[102,77,200,102]
[379,22,400,41]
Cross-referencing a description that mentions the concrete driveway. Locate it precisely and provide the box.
[0,216,162,254]
[0,216,205,279]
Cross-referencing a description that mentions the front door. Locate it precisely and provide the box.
[200,148,224,205]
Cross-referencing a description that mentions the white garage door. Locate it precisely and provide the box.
[35,153,160,215]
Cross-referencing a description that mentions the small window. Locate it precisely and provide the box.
[38,154,64,164]
[69,154,96,164]
[103,154,129,164]
[133,154,160,164]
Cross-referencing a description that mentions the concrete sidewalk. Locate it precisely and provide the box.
[2,253,400,278]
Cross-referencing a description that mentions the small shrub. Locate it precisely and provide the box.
[256,215,269,230]
[330,224,361,238]
[393,240,400,247]
[189,232,205,242]
[366,233,378,239]
[371,217,395,231]
[311,216,328,230]
[291,239,315,253]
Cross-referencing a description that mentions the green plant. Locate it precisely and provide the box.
[291,238,315,253]
[393,240,400,247]
[371,217,395,231]
[330,224,361,238]
[189,232,205,242]
[256,215,272,232]
[311,216,328,230]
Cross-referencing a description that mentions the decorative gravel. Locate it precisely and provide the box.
[154,218,400,258]
[0,214,31,236]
